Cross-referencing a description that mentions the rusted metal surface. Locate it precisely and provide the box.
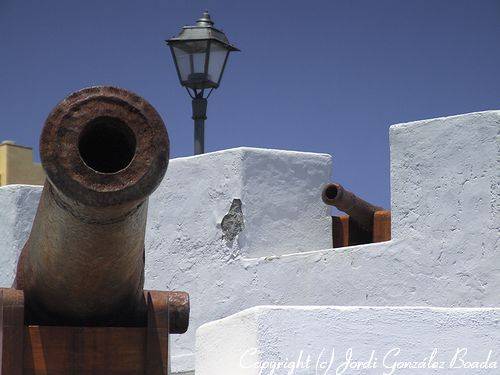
[166,291,190,334]
[135,291,189,334]
[322,183,384,233]
[13,86,189,330]
[324,183,391,247]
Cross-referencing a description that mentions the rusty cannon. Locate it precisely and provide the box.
[0,86,188,375]
[322,182,391,247]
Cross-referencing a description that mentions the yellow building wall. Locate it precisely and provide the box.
[0,141,45,186]
[0,145,7,186]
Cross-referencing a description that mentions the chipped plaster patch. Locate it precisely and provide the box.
[221,199,244,245]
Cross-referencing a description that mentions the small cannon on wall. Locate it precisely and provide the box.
[0,86,189,374]
[322,183,391,247]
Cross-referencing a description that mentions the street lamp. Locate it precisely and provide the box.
[167,11,239,155]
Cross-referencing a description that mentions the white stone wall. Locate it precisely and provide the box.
[148,147,333,371]
[196,306,500,375]
[0,185,41,286]
[0,111,498,373]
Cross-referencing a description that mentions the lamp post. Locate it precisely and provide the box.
[167,11,239,155]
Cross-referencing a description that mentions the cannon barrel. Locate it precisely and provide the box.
[321,182,384,232]
[14,86,187,331]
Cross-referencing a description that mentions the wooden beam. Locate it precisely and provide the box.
[0,288,24,375]
[145,291,170,375]
[23,326,146,374]
[373,210,391,242]
[332,211,391,247]
[332,216,349,248]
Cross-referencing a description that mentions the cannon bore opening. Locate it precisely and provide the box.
[78,117,137,173]
[324,184,339,200]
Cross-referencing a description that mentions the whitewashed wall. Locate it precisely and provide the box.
[0,111,499,374]
[197,306,500,375]
[0,185,40,286]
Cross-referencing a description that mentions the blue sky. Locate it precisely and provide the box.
[1,0,499,208]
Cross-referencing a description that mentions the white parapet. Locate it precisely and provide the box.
[146,147,332,261]
[0,184,41,286]
[196,306,500,375]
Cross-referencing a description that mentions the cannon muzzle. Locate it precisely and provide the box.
[322,182,384,232]
[14,87,188,331]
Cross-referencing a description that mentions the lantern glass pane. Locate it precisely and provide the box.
[171,41,209,86]
[208,41,230,85]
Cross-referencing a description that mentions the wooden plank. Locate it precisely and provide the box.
[24,326,74,375]
[80,327,146,374]
[146,291,169,375]
[0,288,24,375]
[332,211,391,247]
[348,216,372,246]
[373,210,391,242]
[23,326,146,375]
[332,216,349,248]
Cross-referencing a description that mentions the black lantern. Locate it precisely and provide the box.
[167,12,239,155]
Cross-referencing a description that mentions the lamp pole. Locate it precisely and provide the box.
[167,11,239,155]
[192,96,207,155]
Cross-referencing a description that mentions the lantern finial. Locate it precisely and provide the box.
[196,11,214,27]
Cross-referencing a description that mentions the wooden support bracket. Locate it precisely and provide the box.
[0,288,24,375]
[332,210,392,248]
[146,291,170,375]
[0,289,176,374]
